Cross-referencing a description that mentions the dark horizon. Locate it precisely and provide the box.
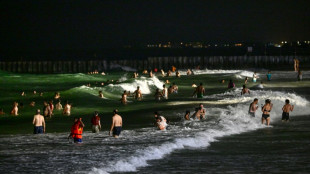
[1,0,310,52]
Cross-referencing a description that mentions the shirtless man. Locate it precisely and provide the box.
[241,85,250,95]
[154,112,167,130]
[133,86,142,100]
[63,101,72,116]
[43,101,52,118]
[55,100,63,110]
[32,109,45,134]
[248,98,259,117]
[121,90,130,105]
[261,99,273,126]
[109,109,123,138]
[282,99,294,122]
[193,83,205,98]
[194,103,206,120]
[162,85,168,99]
[154,88,163,101]
[10,102,19,116]
[186,69,192,76]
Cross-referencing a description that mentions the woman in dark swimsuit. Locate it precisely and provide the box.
[261,99,273,126]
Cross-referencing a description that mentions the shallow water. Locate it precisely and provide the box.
[0,69,309,173]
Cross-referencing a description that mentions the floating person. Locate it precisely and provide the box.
[49,100,54,116]
[244,77,248,84]
[186,69,192,76]
[172,83,178,93]
[133,86,143,100]
[54,92,60,100]
[266,71,272,81]
[193,83,205,98]
[248,98,259,117]
[55,100,63,110]
[32,109,45,134]
[228,79,235,89]
[282,99,294,122]
[261,99,273,126]
[29,101,35,107]
[43,101,52,118]
[0,108,5,115]
[121,90,130,105]
[241,85,250,95]
[184,110,190,120]
[69,117,85,143]
[161,69,165,77]
[297,70,302,81]
[294,58,299,72]
[63,101,72,116]
[10,102,18,116]
[91,111,101,133]
[154,88,163,101]
[253,72,258,82]
[194,103,206,120]
[154,111,167,130]
[149,70,153,78]
[99,91,104,98]
[162,84,168,99]
[109,109,122,138]
[176,71,181,78]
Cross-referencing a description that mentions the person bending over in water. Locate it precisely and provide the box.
[33,109,45,134]
[133,86,143,100]
[10,102,19,116]
[248,98,259,117]
[109,109,122,138]
[91,111,101,133]
[228,79,235,89]
[261,99,273,126]
[184,111,190,120]
[154,112,167,130]
[282,99,294,122]
[121,90,130,105]
[63,101,72,116]
[99,91,104,98]
[241,85,250,95]
[193,83,205,98]
[162,85,168,99]
[154,88,163,101]
[55,100,63,110]
[195,103,206,120]
[69,117,84,143]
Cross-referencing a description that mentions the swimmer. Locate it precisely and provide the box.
[161,69,165,77]
[186,69,192,76]
[282,99,294,122]
[194,103,206,120]
[55,100,63,110]
[266,71,271,81]
[133,86,143,100]
[193,83,205,98]
[63,101,72,116]
[154,112,167,130]
[54,92,60,100]
[109,109,122,138]
[121,90,130,105]
[154,88,163,101]
[43,101,52,118]
[29,101,35,107]
[176,71,181,78]
[99,91,104,98]
[91,111,101,133]
[241,85,250,95]
[261,99,273,126]
[297,70,302,81]
[172,83,178,93]
[32,109,45,134]
[248,98,259,117]
[162,84,168,99]
[10,102,18,116]
[228,79,235,89]
[184,111,190,120]
[253,72,257,82]
[0,108,5,115]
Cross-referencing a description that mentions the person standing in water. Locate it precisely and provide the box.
[282,99,294,122]
[10,102,19,116]
[261,99,273,126]
[32,109,45,134]
[194,103,206,120]
[241,85,250,95]
[109,109,122,138]
[253,72,258,82]
[91,111,101,133]
[133,86,143,100]
[248,98,259,117]
[43,101,51,118]
[228,79,235,89]
[99,91,104,98]
[154,111,167,130]
[63,101,72,116]
[154,88,163,101]
[162,85,168,99]
[55,100,63,110]
[69,117,85,143]
[193,83,205,98]
[266,71,272,81]
[294,58,300,72]
[172,83,178,93]
[121,90,130,105]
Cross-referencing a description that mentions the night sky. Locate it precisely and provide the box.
[1,0,310,51]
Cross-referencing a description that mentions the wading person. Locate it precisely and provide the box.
[91,111,101,133]
[121,90,130,105]
[154,111,167,130]
[63,101,72,116]
[282,99,294,122]
[261,99,273,126]
[162,84,168,100]
[43,101,52,118]
[193,83,205,98]
[10,102,19,116]
[133,86,142,100]
[32,109,45,134]
[248,98,259,117]
[109,109,122,138]
[69,117,85,143]
[194,103,206,120]
[241,85,250,95]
